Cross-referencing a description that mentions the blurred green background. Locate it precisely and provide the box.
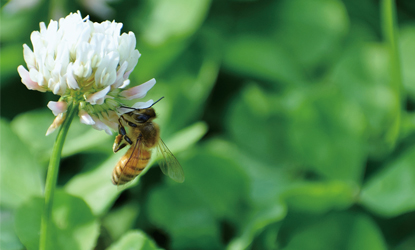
[2,0,415,249]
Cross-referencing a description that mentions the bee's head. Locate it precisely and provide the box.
[130,108,156,123]
[124,97,164,123]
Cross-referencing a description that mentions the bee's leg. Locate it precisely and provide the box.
[127,121,137,127]
[124,135,133,145]
[118,122,127,136]
[113,117,130,152]
[120,127,127,136]
[118,116,133,144]
[113,134,127,153]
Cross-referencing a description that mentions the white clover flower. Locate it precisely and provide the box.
[17,11,156,135]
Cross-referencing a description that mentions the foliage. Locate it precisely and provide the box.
[2,0,415,249]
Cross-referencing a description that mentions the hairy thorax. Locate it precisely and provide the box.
[139,122,160,148]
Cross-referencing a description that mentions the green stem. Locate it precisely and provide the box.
[39,102,77,250]
[381,0,402,146]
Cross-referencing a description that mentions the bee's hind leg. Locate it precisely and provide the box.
[113,134,128,153]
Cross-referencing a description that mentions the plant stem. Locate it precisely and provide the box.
[39,102,77,250]
[381,0,402,146]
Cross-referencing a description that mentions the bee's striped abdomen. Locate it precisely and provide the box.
[112,147,152,185]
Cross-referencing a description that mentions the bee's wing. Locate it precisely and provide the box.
[157,138,185,183]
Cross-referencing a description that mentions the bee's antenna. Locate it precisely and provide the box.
[119,106,136,110]
[150,97,164,107]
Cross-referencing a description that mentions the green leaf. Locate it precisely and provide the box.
[102,203,140,242]
[208,138,291,208]
[139,0,211,46]
[202,138,288,213]
[65,153,120,216]
[0,118,43,209]
[10,109,57,159]
[14,190,99,250]
[394,234,415,250]
[204,140,288,250]
[360,145,415,217]
[282,181,358,214]
[156,56,219,135]
[330,44,398,157]
[130,0,212,80]
[179,148,250,220]
[60,123,113,157]
[250,223,281,250]
[147,185,223,250]
[282,212,387,250]
[398,112,415,140]
[106,230,160,250]
[226,85,284,165]
[223,35,304,84]
[223,0,349,83]
[163,121,208,157]
[227,202,286,250]
[0,209,24,250]
[220,1,303,84]
[277,0,349,69]
[283,86,368,182]
[227,84,366,182]
[11,109,113,163]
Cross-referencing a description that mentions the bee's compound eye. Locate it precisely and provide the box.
[135,114,150,123]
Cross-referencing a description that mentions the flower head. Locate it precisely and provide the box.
[18,11,156,135]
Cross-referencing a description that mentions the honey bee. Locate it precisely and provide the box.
[111,97,185,185]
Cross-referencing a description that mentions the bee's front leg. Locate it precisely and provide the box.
[113,119,129,153]
[118,118,133,145]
